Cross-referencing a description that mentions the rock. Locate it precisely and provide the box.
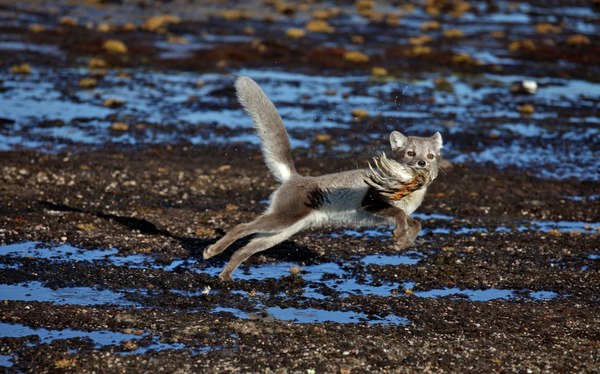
[517,104,535,114]
[306,19,335,33]
[79,78,98,88]
[103,98,125,108]
[88,58,107,68]
[566,34,591,47]
[351,108,369,119]
[102,39,128,54]
[286,28,306,39]
[110,122,129,131]
[371,67,388,77]
[343,50,369,63]
[9,63,32,74]
[143,15,180,32]
[511,80,537,95]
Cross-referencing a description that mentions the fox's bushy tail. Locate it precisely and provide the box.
[234,76,297,183]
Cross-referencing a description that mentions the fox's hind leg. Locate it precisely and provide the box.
[203,213,302,260]
[218,218,306,281]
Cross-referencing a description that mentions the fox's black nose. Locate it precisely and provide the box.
[418,160,426,167]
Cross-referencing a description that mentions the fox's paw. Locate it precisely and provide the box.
[218,270,233,282]
[203,245,217,260]
[393,236,415,250]
[392,218,421,250]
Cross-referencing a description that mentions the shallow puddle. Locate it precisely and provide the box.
[0,242,155,268]
[0,355,12,367]
[215,306,409,325]
[0,321,193,367]
[329,218,599,239]
[402,283,557,302]
[0,281,139,307]
[0,321,143,347]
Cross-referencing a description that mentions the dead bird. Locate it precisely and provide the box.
[204,76,443,281]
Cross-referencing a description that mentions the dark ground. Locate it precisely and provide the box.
[0,0,599,373]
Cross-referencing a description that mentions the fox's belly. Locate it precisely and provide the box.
[307,209,393,228]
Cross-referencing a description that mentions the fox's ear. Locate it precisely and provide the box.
[390,131,407,151]
[432,132,443,151]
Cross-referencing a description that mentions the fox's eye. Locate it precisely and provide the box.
[407,151,416,157]
[427,154,434,159]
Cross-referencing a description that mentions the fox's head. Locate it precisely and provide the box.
[389,131,443,180]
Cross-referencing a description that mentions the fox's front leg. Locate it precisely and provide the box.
[391,210,421,250]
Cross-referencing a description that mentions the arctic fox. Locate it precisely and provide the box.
[204,76,442,280]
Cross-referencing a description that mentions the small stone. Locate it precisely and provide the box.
[343,50,369,63]
[97,23,112,32]
[306,19,335,33]
[315,133,332,142]
[565,34,591,47]
[312,8,339,19]
[122,22,137,31]
[79,78,98,88]
[54,358,76,369]
[9,63,32,75]
[351,108,369,119]
[408,35,433,46]
[28,24,45,33]
[121,340,139,350]
[103,98,125,108]
[535,23,562,34]
[443,28,464,38]
[88,58,107,68]
[411,46,432,55]
[110,122,129,131]
[102,39,128,54]
[517,104,535,115]
[434,76,454,92]
[350,35,365,44]
[143,15,180,31]
[217,164,231,172]
[509,39,536,52]
[355,0,375,12]
[548,229,562,237]
[371,66,388,77]
[76,223,95,231]
[220,10,246,21]
[419,20,440,31]
[286,28,306,39]
[451,52,477,64]
[59,16,77,26]
[167,35,188,44]
[195,227,215,237]
[511,80,537,95]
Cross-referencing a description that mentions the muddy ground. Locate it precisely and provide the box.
[1,0,599,373]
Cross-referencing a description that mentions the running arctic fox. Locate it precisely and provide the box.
[204,76,443,280]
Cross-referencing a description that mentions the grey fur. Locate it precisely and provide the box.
[204,76,443,281]
[234,76,297,182]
